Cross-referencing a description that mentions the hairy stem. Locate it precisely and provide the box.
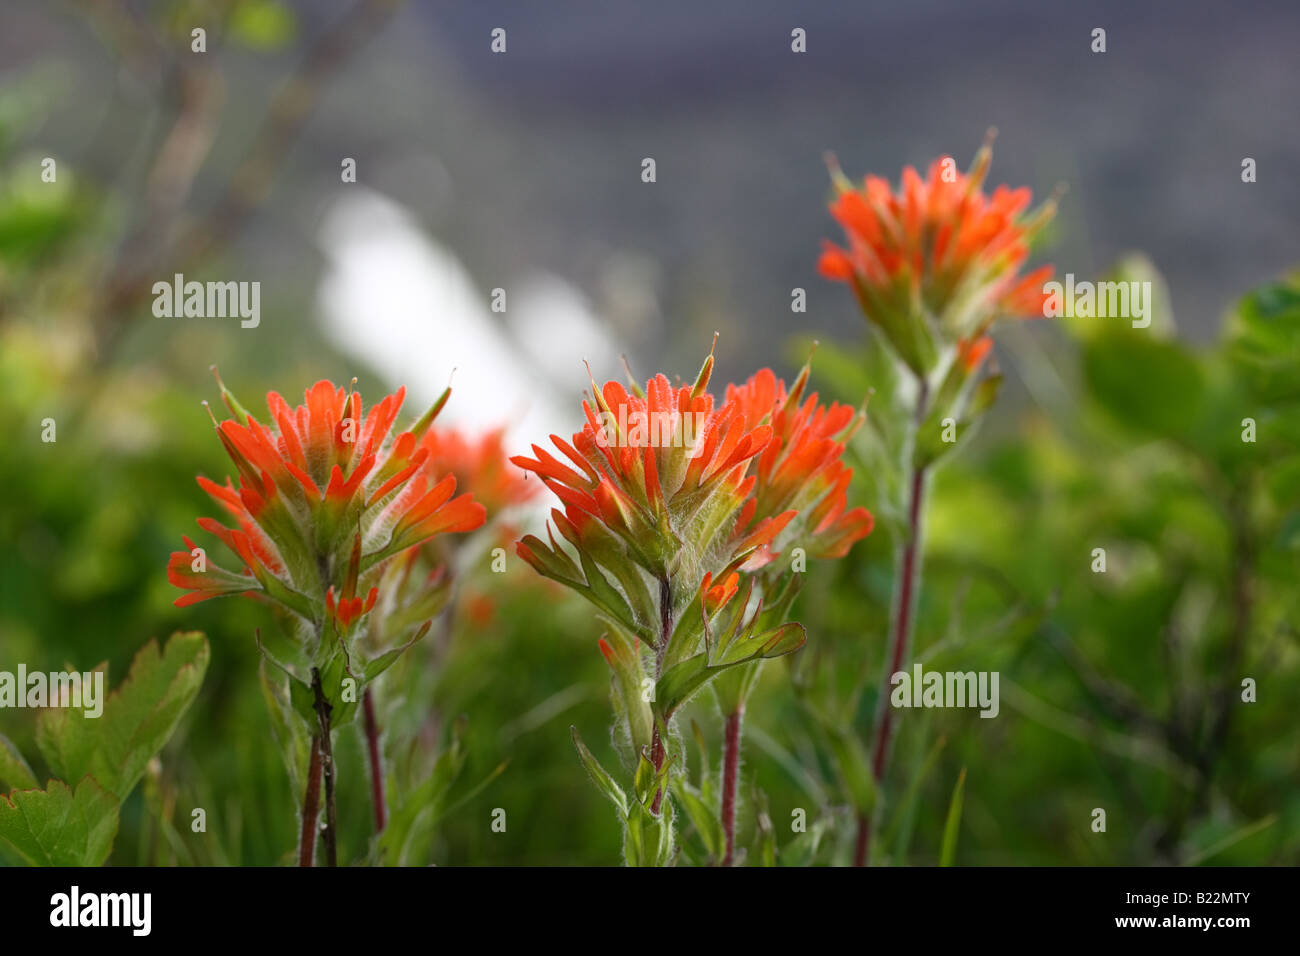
[649,574,672,816]
[312,667,339,867]
[299,734,322,867]
[363,686,386,833]
[721,707,744,866]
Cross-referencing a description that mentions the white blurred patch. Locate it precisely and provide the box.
[315,188,626,449]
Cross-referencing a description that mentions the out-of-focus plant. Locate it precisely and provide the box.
[817,132,1058,863]
[359,423,534,861]
[511,346,872,865]
[168,373,487,865]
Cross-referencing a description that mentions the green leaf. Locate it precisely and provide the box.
[318,653,359,729]
[379,720,505,866]
[779,816,830,867]
[656,623,806,717]
[1082,333,1205,439]
[362,621,431,683]
[35,632,209,801]
[258,660,311,799]
[886,730,947,863]
[939,768,967,867]
[0,778,119,866]
[624,795,675,867]
[0,733,37,791]
[825,723,876,815]
[674,781,722,861]
[571,726,628,817]
[288,671,317,728]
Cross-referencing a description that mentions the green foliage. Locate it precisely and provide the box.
[0,779,119,866]
[36,633,209,800]
[0,633,209,866]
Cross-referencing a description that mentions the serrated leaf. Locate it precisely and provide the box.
[0,733,36,791]
[35,632,209,801]
[0,778,119,866]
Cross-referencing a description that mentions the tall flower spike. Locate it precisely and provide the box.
[169,376,486,638]
[519,348,878,866]
[818,131,1056,375]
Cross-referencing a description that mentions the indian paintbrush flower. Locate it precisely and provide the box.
[168,371,487,866]
[168,373,485,642]
[818,130,1056,380]
[512,346,872,865]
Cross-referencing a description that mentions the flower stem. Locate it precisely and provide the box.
[649,574,672,816]
[721,707,744,866]
[362,686,386,833]
[299,733,322,867]
[311,667,339,867]
[857,378,930,866]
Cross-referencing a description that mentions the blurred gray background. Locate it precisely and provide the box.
[3,0,1298,427]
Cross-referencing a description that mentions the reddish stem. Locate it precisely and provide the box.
[299,734,322,867]
[363,687,386,832]
[721,708,743,866]
[853,811,871,867]
[871,462,926,782]
[857,381,930,867]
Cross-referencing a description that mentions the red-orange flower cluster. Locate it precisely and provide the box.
[511,349,872,642]
[169,377,485,633]
[818,135,1056,375]
[727,365,874,560]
